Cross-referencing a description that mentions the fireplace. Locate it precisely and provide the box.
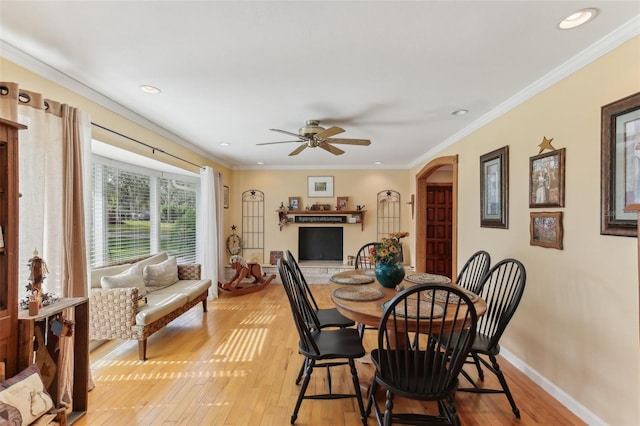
[298,227,343,262]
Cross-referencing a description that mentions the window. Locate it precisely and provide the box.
[91,155,198,268]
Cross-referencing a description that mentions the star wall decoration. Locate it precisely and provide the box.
[538,137,556,154]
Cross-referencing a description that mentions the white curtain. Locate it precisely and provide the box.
[198,166,224,299]
[0,82,90,407]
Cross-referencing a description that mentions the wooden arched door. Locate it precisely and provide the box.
[415,155,458,278]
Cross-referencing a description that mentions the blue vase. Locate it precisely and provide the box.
[375,263,406,288]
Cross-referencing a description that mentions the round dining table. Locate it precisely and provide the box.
[329,269,487,332]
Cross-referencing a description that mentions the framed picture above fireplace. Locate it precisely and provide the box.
[308,176,334,197]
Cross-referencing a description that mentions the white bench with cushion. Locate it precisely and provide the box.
[89,252,211,360]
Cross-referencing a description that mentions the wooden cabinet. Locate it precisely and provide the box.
[0,118,26,378]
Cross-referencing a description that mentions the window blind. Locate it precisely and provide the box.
[91,156,198,268]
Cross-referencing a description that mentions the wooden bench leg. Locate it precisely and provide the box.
[202,299,208,312]
[138,339,147,361]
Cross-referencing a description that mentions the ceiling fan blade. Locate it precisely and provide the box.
[270,128,302,138]
[325,138,371,146]
[256,140,301,145]
[319,142,345,155]
[315,126,344,139]
[289,144,308,156]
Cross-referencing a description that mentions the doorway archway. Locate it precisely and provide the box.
[415,155,458,277]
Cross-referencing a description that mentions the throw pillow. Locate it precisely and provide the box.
[143,256,179,291]
[100,263,147,298]
[0,365,53,426]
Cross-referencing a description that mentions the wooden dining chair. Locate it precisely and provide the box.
[456,250,491,294]
[278,258,367,426]
[354,242,378,271]
[284,250,356,384]
[285,250,355,329]
[365,283,478,425]
[451,258,526,418]
[354,242,380,337]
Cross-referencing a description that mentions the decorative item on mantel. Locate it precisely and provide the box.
[278,204,289,230]
[370,232,409,289]
[19,248,59,313]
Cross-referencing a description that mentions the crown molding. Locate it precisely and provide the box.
[0,40,231,169]
[409,15,640,169]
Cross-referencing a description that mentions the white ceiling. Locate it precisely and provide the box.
[1,1,639,170]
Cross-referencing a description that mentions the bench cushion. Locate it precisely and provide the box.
[135,293,187,325]
[153,279,211,302]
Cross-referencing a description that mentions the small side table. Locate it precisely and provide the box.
[18,297,89,424]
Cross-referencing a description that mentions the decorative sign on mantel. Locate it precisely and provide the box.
[295,215,347,224]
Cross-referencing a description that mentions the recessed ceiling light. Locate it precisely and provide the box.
[139,85,161,94]
[219,142,230,147]
[374,161,383,165]
[451,109,468,116]
[256,161,265,165]
[558,8,598,30]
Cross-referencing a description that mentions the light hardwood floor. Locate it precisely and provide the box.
[76,284,584,425]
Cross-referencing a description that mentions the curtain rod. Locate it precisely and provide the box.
[91,122,205,170]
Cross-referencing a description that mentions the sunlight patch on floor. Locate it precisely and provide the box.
[214,328,267,362]
[94,369,249,382]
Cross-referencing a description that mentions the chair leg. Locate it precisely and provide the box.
[295,358,305,385]
[489,354,520,419]
[326,364,332,394]
[292,358,314,424]
[357,322,365,338]
[441,395,461,426]
[348,359,367,426]
[365,379,378,418]
[472,353,484,381]
[383,389,394,426]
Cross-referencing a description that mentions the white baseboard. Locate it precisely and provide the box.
[500,347,606,425]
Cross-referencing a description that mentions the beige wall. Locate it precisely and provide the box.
[411,36,640,425]
[229,169,412,264]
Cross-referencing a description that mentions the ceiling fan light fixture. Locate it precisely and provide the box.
[558,8,598,30]
[298,120,325,137]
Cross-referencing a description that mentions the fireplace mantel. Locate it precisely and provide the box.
[277,210,366,231]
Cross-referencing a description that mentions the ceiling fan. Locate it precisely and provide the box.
[257,120,371,156]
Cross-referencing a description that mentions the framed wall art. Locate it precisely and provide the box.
[223,185,229,209]
[530,211,563,249]
[529,148,566,208]
[308,176,334,197]
[480,146,509,229]
[337,196,349,210]
[288,196,301,211]
[601,92,640,236]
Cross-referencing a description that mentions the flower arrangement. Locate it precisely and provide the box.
[369,231,409,265]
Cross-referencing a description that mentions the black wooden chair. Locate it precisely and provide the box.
[365,283,478,425]
[354,242,378,271]
[456,250,491,294]
[285,250,356,383]
[278,258,367,425]
[285,250,355,329]
[454,258,526,418]
[354,242,380,337]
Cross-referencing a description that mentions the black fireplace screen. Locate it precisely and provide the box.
[298,227,343,261]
